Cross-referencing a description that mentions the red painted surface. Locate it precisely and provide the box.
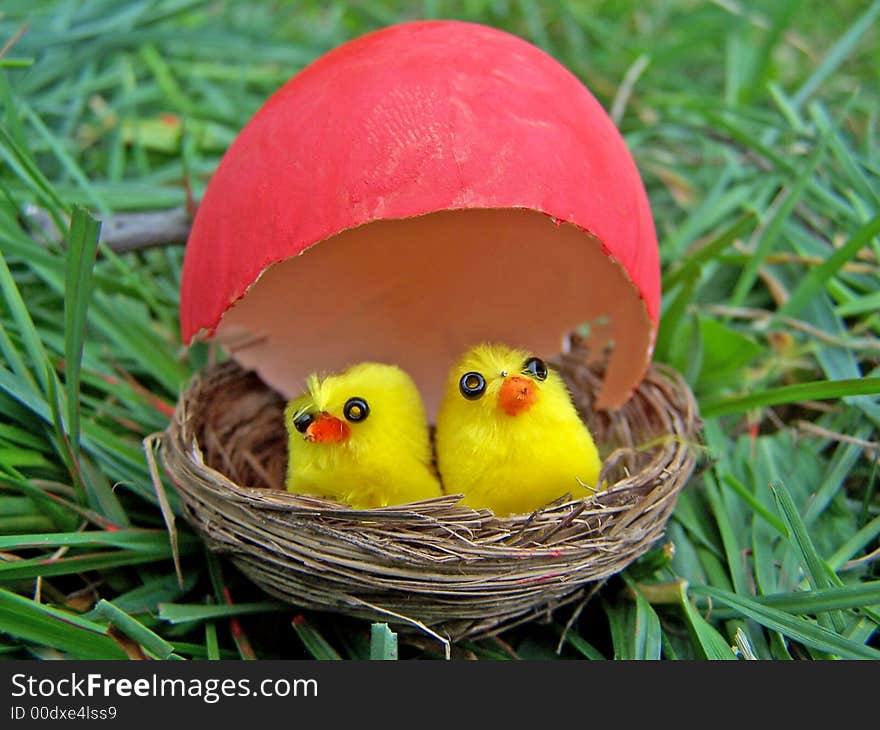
[180,20,659,354]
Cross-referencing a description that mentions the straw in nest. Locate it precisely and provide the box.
[150,347,701,645]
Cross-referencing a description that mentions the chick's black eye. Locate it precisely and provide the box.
[343,397,369,423]
[459,371,486,400]
[293,412,314,433]
[523,357,548,381]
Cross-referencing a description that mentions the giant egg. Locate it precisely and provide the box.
[180,20,660,414]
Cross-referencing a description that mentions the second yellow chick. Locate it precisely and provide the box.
[285,362,442,509]
[434,343,602,516]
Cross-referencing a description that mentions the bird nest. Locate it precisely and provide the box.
[152,347,701,644]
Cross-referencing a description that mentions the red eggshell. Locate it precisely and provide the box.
[180,20,660,412]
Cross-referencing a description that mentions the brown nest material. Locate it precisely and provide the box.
[152,348,701,645]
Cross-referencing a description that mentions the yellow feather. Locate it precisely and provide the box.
[284,362,442,509]
[434,343,602,517]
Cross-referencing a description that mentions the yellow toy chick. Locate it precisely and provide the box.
[285,362,442,509]
[434,343,602,517]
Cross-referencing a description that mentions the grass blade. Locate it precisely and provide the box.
[0,545,197,580]
[780,214,880,319]
[632,587,663,660]
[94,599,176,659]
[792,0,880,108]
[662,213,756,291]
[729,126,831,309]
[79,455,130,527]
[157,602,288,624]
[769,480,846,632]
[86,572,197,618]
[205,622,220,660]
[706,582,880,615]
[836,291,880,318]
[654,268,700,363]
[21,105,110,216]
[291,615,342,660]
[0,588,127,660]
[701,377,880,417]
[828,514,880,571]
[0,125,67,228]
[679,583,737,660]
[0,528,197,551]
[720,472,788,536]
[691,585,880,660]
[0,251,52,394]
[558,627,606,660]
[63,206,102,461]
[369,622,398,660]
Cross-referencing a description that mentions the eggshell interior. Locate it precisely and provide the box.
[214,208,651,417]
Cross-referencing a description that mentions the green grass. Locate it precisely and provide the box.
[0,0,878,660]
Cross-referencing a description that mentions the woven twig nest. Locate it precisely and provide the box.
[156,347,700,642]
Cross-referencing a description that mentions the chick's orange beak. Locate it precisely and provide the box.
[498,375,538,416]
[305,413,351,443]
